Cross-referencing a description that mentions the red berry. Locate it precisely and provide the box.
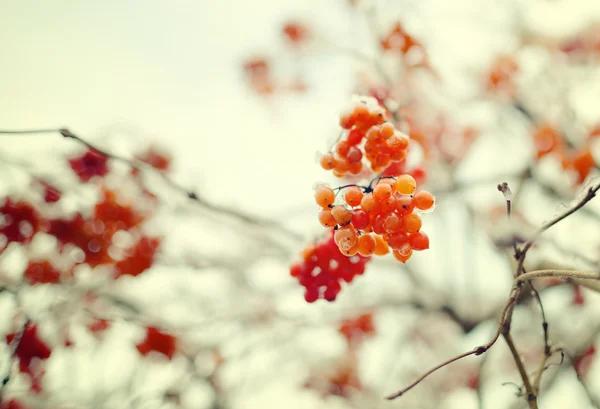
[351,209,370,230]
[68,149,109,182]
[409,231,429,250]
[136,327,177,359]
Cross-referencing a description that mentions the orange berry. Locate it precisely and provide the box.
[395,195,415,215]
[344,186,364,207]
[413,190,435,210]
[366,126,380,141]
[571,149,596,183]
[314,185,335,208]
[357,234,376,256]
[378,178,397,192]
[334,159,349,174]
[348,161,363,174]
[380,122,395,138]
[395,174,416,195]
[334,226,358,251]
[384,213,402,233]
[373,234,389,255]
[373,183,392,201]
[331,205,353,226]
[379,195,397,214]
[320,153,337,170]
[387,134,409,151]
[340,115,354,129]
[318,209,337,227]
[336,140,351,157]
[401,213,422,233]
[393,247,412,263]
[354,105,369,121]
[360,193,378,212]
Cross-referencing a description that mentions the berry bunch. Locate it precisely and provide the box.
[290,231,371,303]
[320,96,410,176]
[314,175,434,263]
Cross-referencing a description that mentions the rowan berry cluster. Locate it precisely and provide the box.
[290,231,371,303]
[320,96,410,176]
[314,175,434,263]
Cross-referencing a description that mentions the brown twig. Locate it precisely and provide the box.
[502,332,538,408]
[515,183,600,276]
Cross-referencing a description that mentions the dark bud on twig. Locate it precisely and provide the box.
[59,128,75,139]
[497,182,513,201]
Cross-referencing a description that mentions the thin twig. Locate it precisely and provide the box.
[385,292,517,399]
[519,183,600,261]
[502,332,538,408]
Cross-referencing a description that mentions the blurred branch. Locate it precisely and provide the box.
[0,128,303,247]
[515,269,600,284]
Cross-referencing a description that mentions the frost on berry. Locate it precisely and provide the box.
[0,199,40,252]
[136,327,177,359]
[6,324,52,376]
[68,149,109,182]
